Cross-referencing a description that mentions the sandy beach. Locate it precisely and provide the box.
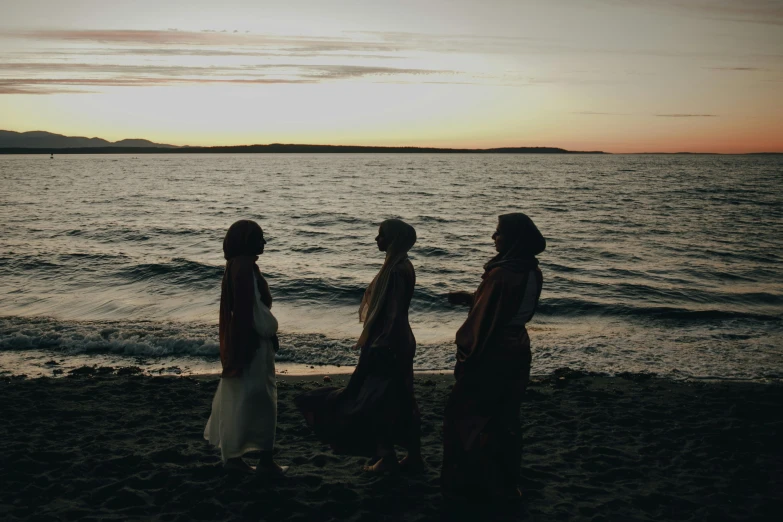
[1,367,781,522]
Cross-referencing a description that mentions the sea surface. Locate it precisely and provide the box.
[1,153,781,380]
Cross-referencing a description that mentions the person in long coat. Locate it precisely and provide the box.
[442,212,545,498]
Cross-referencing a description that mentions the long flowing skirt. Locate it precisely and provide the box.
[204,340,277,462]
[441,330,532,498]
[295,344,419,457]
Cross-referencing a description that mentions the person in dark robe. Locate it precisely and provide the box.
[295,219,423,473]
[204,219,287,476]
[441,212,545,499]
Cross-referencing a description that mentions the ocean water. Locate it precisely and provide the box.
[1,153,781,380]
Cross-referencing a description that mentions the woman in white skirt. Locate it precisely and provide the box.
[204,219,287,475]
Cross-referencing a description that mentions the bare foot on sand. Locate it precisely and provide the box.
[398,454,425,473]
[362,456,399,473]
[224,458,255,473]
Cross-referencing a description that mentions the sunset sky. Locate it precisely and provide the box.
[1,0,781,153]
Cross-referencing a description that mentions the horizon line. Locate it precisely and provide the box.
[2,146,782,155]
[1,130,781,155]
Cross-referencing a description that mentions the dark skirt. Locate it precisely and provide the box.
[441,330,532,498]
[295,343,420,457]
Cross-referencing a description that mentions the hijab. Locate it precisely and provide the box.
[223,220,261,259]
[356,219,417,348]
[221,219,271,308]
[482,212,545,277]
[454,213,545,365]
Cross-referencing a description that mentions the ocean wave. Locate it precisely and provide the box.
[302,216,363,227]
[1,315,781,381]
[415,246,451,257]
[0,316,219,357]
[58,227,152,243]
[536,298,781,323]
[296,229,331,237]
[149,226,210,236]
[270,282,783,322]
[0,255,61,271]
[0,252,125,277]
[290,246,331,254]
[273,278,448,308]
[417,215,451,223]
[114,258,224,289]
[4,250,780,325]
[273,277,367,301]
[58,253,129,262]
[544,262,579,273]
[0,316,397,366]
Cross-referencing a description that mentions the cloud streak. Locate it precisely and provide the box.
[572,111,626,115]
[8,28,769,61]
[8,48,406,60]
[0,62,449,77]
[2,25,778,96]
[0,62,459,94]
[604,0,783,26]
[655,114,718,117]
[0,77,316,95]
[706,67,765,71]
[3,28,779,66]
[4,29,543,56]
[0,29,496,94]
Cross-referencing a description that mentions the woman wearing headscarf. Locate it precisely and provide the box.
[296,219,423,473]
[441,213,545,499]
[204,219,287,475]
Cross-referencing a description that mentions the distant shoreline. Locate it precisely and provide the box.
[1,146,780,155]
[0,144,607,154]
[2,132,780,155]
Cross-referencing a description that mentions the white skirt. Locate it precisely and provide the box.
[204,340,277,462]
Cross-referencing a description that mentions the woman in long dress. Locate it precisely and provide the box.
[441,213,545,498]
[295,219,423,473]
[204,219,287,475]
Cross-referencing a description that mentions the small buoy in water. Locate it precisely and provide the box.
[323,376,332,383]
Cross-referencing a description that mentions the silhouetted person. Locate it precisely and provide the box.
[296,219,423,473]
[441,213,545,499]
[204,220,287,476]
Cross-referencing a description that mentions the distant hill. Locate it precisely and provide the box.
[0,131,179,149]
[0,130,609,154]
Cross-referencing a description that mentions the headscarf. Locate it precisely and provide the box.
[221,219,271,307]
[356,219,417,348]
[453,213,545,366]
[223,219,263,260]
[482,212,545,277]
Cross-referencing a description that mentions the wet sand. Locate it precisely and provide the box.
[1,367,781,521]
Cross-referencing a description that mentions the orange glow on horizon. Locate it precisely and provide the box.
[1,2,781,154]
